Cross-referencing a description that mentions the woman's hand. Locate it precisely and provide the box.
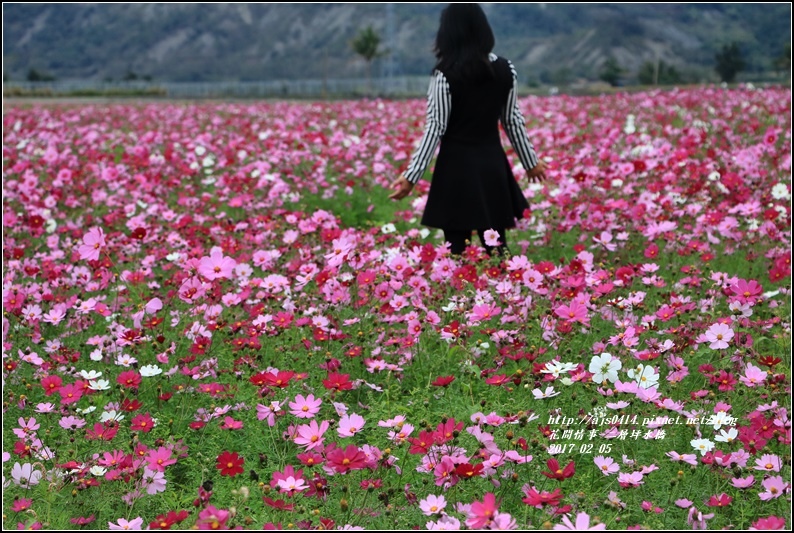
[389,174,414,200]
[526,160,547,182]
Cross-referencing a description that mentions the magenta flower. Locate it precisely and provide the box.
[196,505,230,530]
[78,227,106,261]
[465,492,499,529]
[749,516,787,530]
[219,416,243,430]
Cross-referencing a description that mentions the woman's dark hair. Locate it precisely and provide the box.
[433,3,495,82]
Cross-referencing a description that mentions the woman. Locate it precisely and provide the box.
[389,3,547,256]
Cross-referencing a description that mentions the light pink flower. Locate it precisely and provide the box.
[704,322,734,349]
[759,476,788,500]
[419,494,447,516]
[337,413,365,437]
[483,229,501,247]
[740,364,768,387]
[108,517,144,530]
[594,455,619,476]
[553,512,607,530]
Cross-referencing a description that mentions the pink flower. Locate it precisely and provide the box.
[293,420,330,450]
[144,446,176,472]
[666,450,698,466]
[78,227,106,261]
[196,505,230,530]
[198,248,236,280]
[288,394,322,419]
[419,494,447,516]
[256,401,283,427]
[617,471,644,488]
[337,413,365,437]
[731,475,755,489]
[593,455,619,476]
[275,476,308,496]
[554,300,590,325]
[754,454,781,472]
[466,493,499,529]
[553,512,606,530]
[704,322,734,350]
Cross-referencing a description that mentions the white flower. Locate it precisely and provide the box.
[88,379,111,391]
[76,406,97,415]
[79,370,103,380]
[709,411,733,430]
[531,386,560,399]
[541,360,577,378]
[691,438,715,456]
[99,410,124,423]
[589,353,622,383]
[771,182,790,200]
[195,145,206,156]
[140,365,162,377]
[714,428,739,443]
[381,223,396,234]
[90,465,107,477]
[626,364,659,389]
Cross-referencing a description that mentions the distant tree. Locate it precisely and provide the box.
[351,26,385,96]
[123,70,139,81]
[715,42,745,83]
[638,60,682,86]
[599,57,623,87]
[773,43,790,75]
[27,68,56,82]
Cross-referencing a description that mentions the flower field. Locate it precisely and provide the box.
[2,86,791,530]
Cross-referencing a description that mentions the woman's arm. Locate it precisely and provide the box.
[402,70,451,185]
[500,60,546,181]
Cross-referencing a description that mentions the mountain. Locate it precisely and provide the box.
[2,3,790,84]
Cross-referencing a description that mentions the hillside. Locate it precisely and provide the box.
[2,3,790,84]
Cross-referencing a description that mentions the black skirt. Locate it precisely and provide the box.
[421,139,529,231]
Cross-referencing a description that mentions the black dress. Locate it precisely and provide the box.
[402,55,538,232]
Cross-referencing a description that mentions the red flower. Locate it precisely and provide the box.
[216,451,244,477]
[758,355,782,368]
[149,510,189,530]
[434,418,464,445]
[407,430,436,455]
[326,444,367,474]
[263,497,295,511]
[322,372,353,392]
[541,458,576,480]
[522,487,563,507]
[431,375,455,387]
[117,370,142,390]
[454,462,484,480]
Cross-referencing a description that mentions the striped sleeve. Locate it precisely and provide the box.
[403,70,450,184]
[500,60,539,171]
